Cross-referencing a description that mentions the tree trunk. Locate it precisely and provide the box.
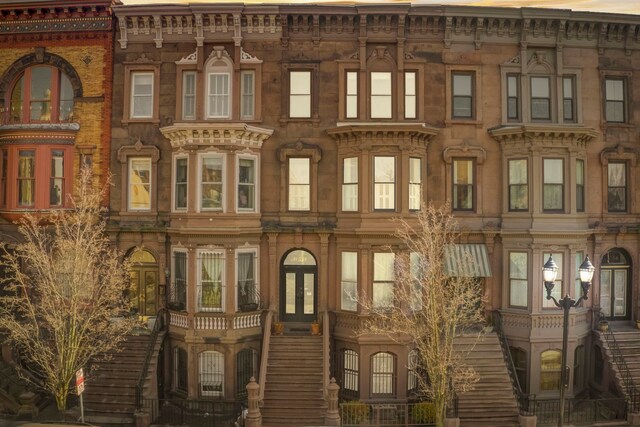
[55,383,69,415]
[434,397,445,427]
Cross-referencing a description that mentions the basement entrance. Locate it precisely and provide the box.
[280,249,317,323]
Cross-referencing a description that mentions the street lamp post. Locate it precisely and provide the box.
[543,255,595,427]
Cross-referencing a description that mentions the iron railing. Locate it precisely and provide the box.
[141,398,242,427]
[341,402,437,427]
[534,396,627,426]
[135,308,167,408]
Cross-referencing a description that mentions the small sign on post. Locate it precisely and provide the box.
[76,368,85,423]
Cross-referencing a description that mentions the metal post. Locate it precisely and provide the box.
[558,298,570,427]
[79,393,84,423]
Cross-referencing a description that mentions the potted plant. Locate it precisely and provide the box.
[310,320,321,335]
[272,303,284,335]
[598,320,609,332]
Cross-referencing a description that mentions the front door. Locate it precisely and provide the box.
[600,248,631,320]
[280,249,317,322]
[130,249,158,317]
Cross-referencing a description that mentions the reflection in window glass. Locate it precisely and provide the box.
[201,156,223,210]
[18,150,35,207]
[607,162,626,212]
[374,156,395,210]
[290,71,311,118]
[341,252,357,311]
[131,72,153,118]
[346,71,358,119]
[199,251,224,312]
[509,159,528,211]
[238,158,256,211]
[509,252,528,308]
[50,150,64,206]
[542,253,562,308]
[540,350,561,391]
[288,158,310,211]
[409,158,421,210]
[129,158,151,210]
[453,159,473,210]
[543,159,563,211]
[174,157,188,210]
[371,72,392,119]
[342,157,358,212]
[373,252,394,309]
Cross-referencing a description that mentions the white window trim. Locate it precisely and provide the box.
[130,72,154,119]
[199,351,225,397]
[240,70,255,120]
[373,156,396,211]
[207,72,231,119]
[342,157,358,212]
[127,157,152,211]
[341,251,358,312]
[198,152,226,213]
[182,71,197,120]
[197,249,225,313]
[236,153,259,213]
[173,154,188,212]
[235,247,259,311]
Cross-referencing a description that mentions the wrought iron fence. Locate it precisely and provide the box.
[141,398,242,427]
[535,397,627,426]
[341,402,437,427]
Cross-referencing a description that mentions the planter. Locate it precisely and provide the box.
[273,321,284,335]
[310,322,321,335]
[598,321,609,332]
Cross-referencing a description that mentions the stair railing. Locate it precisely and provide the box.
[322,310,330,397]
[258,309,273,403]
[492,310,535,415]
[135,308,166,409]
[598,317,640,412]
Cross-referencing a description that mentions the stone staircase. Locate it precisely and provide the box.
[455,332,520,427]
[600,325,640,397]
[262,334,326,426]
[83,331,163,427]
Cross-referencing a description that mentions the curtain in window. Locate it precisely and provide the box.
[173,252,186,306]
[237,253,255,306]
[200,252,223,312]
[18,151,35,206]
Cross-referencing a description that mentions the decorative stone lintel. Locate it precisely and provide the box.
[160,123,274,150]
[488,124,599,147]
[327,122,439,146]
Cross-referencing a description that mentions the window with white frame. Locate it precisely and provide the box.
[405,72,417,119]
[128,158,151,211]
[341,251,358,311]
[199,351,224,397]
[346,71,358,119]
[509,252,528,308]
[241,71,255,120]
[238,156,256,211]
[371,352,396,396]
[198,251,224,312]
[507,74,520,121]
[237,250,257,310]
[452,72,473,119]
[371,72,392,119]
[374,156,395,210]
[171,250,187,308]
[543,159,564,211]
[131,72,154,119]
[409,157,422,210]
[607,162,627,212]
[530,76,551,121]
[542,252,563,308]
[174,156,188,211]
[182,71,196,120]
[373,252,394,309]
[208,73,230,118]
[605,77,626,123]
[289,71,311,118]
[574,252,584,301]
[288,157,310,211]
[200,155,224,211]
[342,157,358,212]
[508,159,528,211]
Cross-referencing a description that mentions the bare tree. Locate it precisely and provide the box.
[0,169,137,412]
[358,203,485,427]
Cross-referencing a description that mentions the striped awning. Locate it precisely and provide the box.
[444,244,492,277]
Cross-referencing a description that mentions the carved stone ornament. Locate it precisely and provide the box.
[208,46,231,61]
[176,50,197,65]
[240,47,262,63]
[348,50,359,60]
[132,53,154,64]
[505,54,520,64]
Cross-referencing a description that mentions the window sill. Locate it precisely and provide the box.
[446,118,482,128]
[121,118,161,126]
[280,117,320,127]
[601,122,634,130]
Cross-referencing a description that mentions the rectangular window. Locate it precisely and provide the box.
[172,251,187,308]
[508,159,528,211]
[241,71,255,120]
[174,157,188,211]
[543,159,564,211]
[128,158,151,211]
[371,72,392,119]
[237,251,257,309]
[18,150,35,207]
[201,155,223,211]
[405,71,417,119]
[288,157,310,211]
[543,252,563,308]
[371,353,395,396]
[198,251,224,312]
[238,157,256,211]
[607,162,627,212]
[563,76,576,122]
[289,71,311,118]
[342,157,358,212]
[576,159,585,212]
[507,74,520,121]
[509,252,528,308]
[50,150,64,206]
[540,351,561,391]
[374,156,395,210]
[409,157,422,210]
[410,252,422,311]
[199,352,224,397]
[341,252,358,311]
[605,78,626,123]
[574,252,584,301]
[373,252,394,309]
[453,159,474,211]
[452,73,473,118]
[343,350,359,393]
[182,71,196,120]
[208,73,230,118]
[531,76,551,120]
[346,71,358,119]
[1,149,7,206]
[131,72,153,119]
[174,348,188,393]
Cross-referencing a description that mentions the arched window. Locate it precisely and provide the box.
[8,66,74,124]
[199,350,224,397]
[206,51,233,119]
[371,352,396,397]
[540,349,562,391]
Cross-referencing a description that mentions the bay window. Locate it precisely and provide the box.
[373,252,394,309]
[237,250,257,310]
[198,251,224,312]
[341,252,358,311]
[543,159,564,212]
[170,250,187,309]
[374,156,395,210]
[200,155,224,211]
[49,150,64,206]
[174,156,188,211]
[509,252,528,308]
[342,157,358,212]
[238,156,256,211]
[17,150,35,207]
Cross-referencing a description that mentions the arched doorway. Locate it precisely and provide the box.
[129,249,158,317]
[280,249,317,323]
[600,248,632,320]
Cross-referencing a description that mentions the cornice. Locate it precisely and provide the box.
[327,123,439,147]
[160,122,274,150]
[488,124,599,148]
[0,123,79,145]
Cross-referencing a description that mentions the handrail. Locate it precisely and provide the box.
[322,310,330,398]
[258,309,273,403]
[135,308,166,408]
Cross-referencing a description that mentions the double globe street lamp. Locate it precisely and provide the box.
[543,254,595,427]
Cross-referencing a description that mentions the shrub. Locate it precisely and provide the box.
[342,401,369,424]
[411,402,436,423]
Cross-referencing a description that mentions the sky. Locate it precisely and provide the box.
[120,0,640,15]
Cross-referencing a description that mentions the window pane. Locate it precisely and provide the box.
[576,159,584,212]
[606,79,624,101]
[241,71,255,120]
[131,73,153,118]
[405,72,416,119]
[289,158,310,210]
[208,74,229,118]
[509,159,528,211]
[374,156,395,210]
[290,71,312,118]
[341,252,357,311]
[238,158,255,210]
[175,157,188,210]
[373,253,394,309]
[59,73,74,121]
[453,74,472,95]
[544,159,563,184]
[342,157,358,212]
[508,75,518,96]
[182,72,196,120]
[510,252,528,307]
[346,71,358,118]
[531,77,550,120]
[409,158,421,210]
[608,163,626,186]
[608,163,626,212]
[30,66,53,121]
[172,251,187,305]
[18,150,35,207]
[201,156,223,210]
[129,158,151,210]
[371,72,392,119]
[453,159,473,210]
[237,252,256,307]
[543,159,563,210]
[531,77,549,97]
[50,150,64,206]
